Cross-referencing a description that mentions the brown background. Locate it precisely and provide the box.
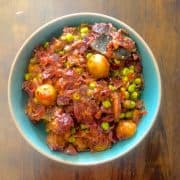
[0,0,179,179]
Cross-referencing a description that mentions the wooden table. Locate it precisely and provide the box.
[0,0,179,179]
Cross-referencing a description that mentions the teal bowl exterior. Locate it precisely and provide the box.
[8,13,161,166]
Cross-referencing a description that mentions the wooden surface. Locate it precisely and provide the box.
[0,0,179,179]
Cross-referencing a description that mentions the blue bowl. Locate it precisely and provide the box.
[8,13,161,166]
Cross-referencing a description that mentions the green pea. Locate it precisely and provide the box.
[68,136,75,143]
[65,33,74,42]
[86,53,93,59]
[24,73,31,81]
[124,91,130,99]
[128,84,136,92]
[125,111,133,118]
[101,122,110,131]
[119,113,125,119]
[129,100,136,109]
[131,91,139,100]
[121,67,129,76]
[80,27,89,33]
[58,50,64,55]
[102,100,111,108]
[129,68,134,74]
[108,84,116,91]
[123,100,136,109]
[134,78,141,85]
[122,76,128,82]
[43,42,49,48]
[89,81,97,89]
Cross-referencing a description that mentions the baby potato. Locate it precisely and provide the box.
[35,84,57,106]
[87,54,110,79]
[116,120,136,139]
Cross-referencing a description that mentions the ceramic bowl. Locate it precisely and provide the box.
[8,13,161,166]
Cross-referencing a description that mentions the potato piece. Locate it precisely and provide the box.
[35,84,57,106]
[116,120,136,139]
[87,54,110,79]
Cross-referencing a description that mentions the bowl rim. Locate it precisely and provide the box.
[8,12,162,166]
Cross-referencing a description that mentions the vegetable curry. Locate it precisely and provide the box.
[23,23,146,155]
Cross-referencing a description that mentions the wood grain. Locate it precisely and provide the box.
[0,0,179,179]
